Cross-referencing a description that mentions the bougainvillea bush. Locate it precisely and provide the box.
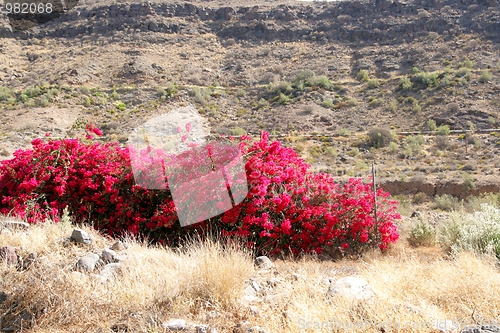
[0,124,400,256]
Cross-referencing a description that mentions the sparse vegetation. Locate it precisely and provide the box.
[408,218,436,247]
[368,128,393,148]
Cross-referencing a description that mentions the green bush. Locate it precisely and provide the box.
[109,90,120,100]
[24,86,42,98]
[356,69,369,82]
[368,128,393,148]
[404,135,424,155]
[408,218,436,247]
[480,69,492,83]
[278,93,290,105]
[368,97,383,108]
[415,71,439,87]
[426,119,437,131]
[367,78,379,89]
[399,77,412,91]
[236,88,246,97]
[231,127,246,136]
[440,204,500,259]
[0,86,14,101]
[295,69,316,82]
[432,194,460,211]
[436,125,450,135]
[388,141,399,154]
[322,99,334,108]
[337,128,351,137]
[80,85,91,95]
[455,68,472,81]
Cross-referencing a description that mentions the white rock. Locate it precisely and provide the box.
[76,253,102,272]
[328,276,375,300]
[255,256,273,270]
[99,263,121,282]
[101,248,120,263]
[162,319,187,331]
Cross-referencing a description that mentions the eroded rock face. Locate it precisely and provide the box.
[1,0,499,43]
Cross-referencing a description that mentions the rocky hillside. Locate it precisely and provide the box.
[0,0,499,197]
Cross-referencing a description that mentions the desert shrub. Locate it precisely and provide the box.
[448,103,460,113]
[432,194,460,211]
[480,69,492,83]
[367,78,379,89]
[110,90,120,100]
[24,86,42,98]
[38,95,50,107]
[79,85,91,95]
[346,97,358,107]
[440,204,500,259]
[455,67,472,80]
[322,99,334,108]
[436,125,450,135]
[277,93,289,105]
[408,218,436,247]
[231,127,246,136]
[368,128,393,148]
[412,192,428,204]
[404,135,424,155]
[458,59,474,69]
[257,98,268,108]
[308,75,332,89]
[464,193,500,212]
[236,88,246,97]
[337,128,351,137]
[295,69,316,82]
[434,136,449,149]
[0,86,14,101]
[426,119,437,131]
[0,129,400,257]
[414,71,439,88]
[399,77,412,91]
[388,99,398,112]
[356,70,369,82]
[368,97,383,108]
[388,141,399,154]
[462,174,476,191]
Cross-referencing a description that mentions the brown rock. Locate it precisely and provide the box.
[0,246,18,266]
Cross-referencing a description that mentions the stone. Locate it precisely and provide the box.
[162,319,187,331]
[254,256,273,270]
[460,325,500,333]
[195,324,209,333]
[1,220,30,230]
[71,228,92,244]
[328,276,375,300]
[101,248,120,263]
[247,326,266,333]
[76,254,102,272]
[99,263,122,282]
[0,246,18,266]
[0,291,8,304]
[411,211,422,218]
[23,252,37,269]
[249,306,259,315]
[110,241,127,251]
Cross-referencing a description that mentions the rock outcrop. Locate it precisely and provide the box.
[0,0,499,45]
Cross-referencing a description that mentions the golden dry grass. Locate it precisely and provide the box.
[1,215,500,333]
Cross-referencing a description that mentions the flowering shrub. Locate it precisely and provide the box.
[0,125,400,256]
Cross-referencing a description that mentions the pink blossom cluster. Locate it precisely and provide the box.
[0,126,400,256]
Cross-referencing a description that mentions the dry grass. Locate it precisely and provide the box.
[2,216,500,332]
